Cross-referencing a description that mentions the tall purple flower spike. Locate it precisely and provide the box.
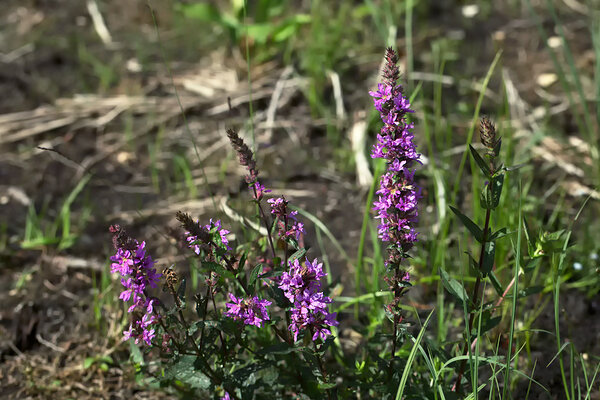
[369,49,421,258]
[279,258,338,342]
[369,48,421,325]
[110,225,162,346]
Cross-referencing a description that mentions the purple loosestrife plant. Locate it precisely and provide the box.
[178,212,273,329]
[225,128,335,395]
[278,258,338,342]
[370,48,421,356]
[186,218,231,254]
[268,196,306,242]
[224,294,272,327]
[110,225,162,346]
[111,128,344,399]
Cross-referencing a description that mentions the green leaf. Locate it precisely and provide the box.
[318,381,337,390]
[289,249,307,262]
[490,227,510,240]
[518,285,543,298]
[272,15,311,42]
[395,310,434,400]
[194,293,209,319]
[488,270,504,297]
[481,241,496,277]
[248,264,263,287]
[505,162,527,171]
[272,23,296,43]
[177,278,187,307]
[191,320,221,337]
[129,340,144,365]
[246,23,274,44]
[521,257,541,273]
[177,3,221,22]
[472,313,501,337]
[237,252,248,274]
[439,267,469,306]
[164,356,211,390]
[266,285,290,308]
[490,172,504,207]
[544,229,566,241]
[83,357,95,369]
[466,252,480,277]
[202,261,235,280]
[449,206,483,242]
[523,217,536,257]
[492,138,502,157]
[231,362,270,385]
[481,172,505,209]
[259,270,282,279]
[469,144,491,178]
[533,229,567,257]
[258,342,296,355]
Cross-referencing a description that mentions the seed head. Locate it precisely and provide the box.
[479,116,501,158]
[226,128,259,183]
[175,211,210,243]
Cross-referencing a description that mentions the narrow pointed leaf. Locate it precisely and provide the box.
[449,206,484,243]
[466,252,480,277]
[177,278,187,307]
[489,172,504,208]
[469,144,492,178]
[488,270,504,297]
[439,267,469,306]
[472,314,501,338]
[490,227,510,240]
[194,293,209,319]
[522,257,541,273]
[248,263,264,292]
[289,249,307,262]
[202,261,235,280]
[481,241,496,276]
[493,138,502,157]
[164,355,211,389]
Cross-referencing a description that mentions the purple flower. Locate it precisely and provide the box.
[186,218,231,254]
[122,314,157,346]
[221,392,231,400]
[370,48,421,257]
[278,258,338,342]
[279,258,326,303]
[110,226,161,346]
[267,197,306,242]
[370,48,419,320]
[252,180,271,201]
[225,294,272,328]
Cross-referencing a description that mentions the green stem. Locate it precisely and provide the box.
[454,207,491,392]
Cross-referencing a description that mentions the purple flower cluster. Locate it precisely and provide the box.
[268,196,305,241]
[224,293,272,327]
[370,48,421,261]
[186,218,231,254]
[278,258,338,341]
[110,225,162,346]
[252,180,271,202]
